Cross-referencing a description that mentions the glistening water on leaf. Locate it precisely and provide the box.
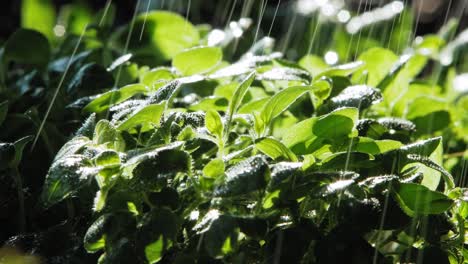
[1,2,467,264]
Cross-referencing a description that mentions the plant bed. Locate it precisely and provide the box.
[1,2,467,264]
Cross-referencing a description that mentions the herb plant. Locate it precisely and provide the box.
[1,2,468,264]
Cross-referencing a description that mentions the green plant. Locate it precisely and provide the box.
[1,3,468,264]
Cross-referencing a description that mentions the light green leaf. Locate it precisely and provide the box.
[406,96,450,134]
[117,102,166,132]
[353,137,402,155]
[255,137,298,162]
[205,110,224,139]
[145,235,164,264]
[227,72,256,121]
[352,48,399,86]
[126,11,200,64]
[260,86,311,130]
[282,107,358,154]
[21,0,56,40]
[299,54,329,76]
[173,46,222,76]
[203,158,225,178]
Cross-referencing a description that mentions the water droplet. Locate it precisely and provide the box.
[324,51,339,65]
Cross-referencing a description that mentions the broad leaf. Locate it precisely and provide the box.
[84,84,148,113]
[255,137,298,162]
[125,11,200,64]
[3,29,50,68]
[117,102,166,132]
[214,155,269,197]
[172,46,222,75]
[393,183,453,216]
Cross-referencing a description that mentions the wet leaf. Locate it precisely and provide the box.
[117,102,166,133]
[259,86,312,132]
[392,183,453,216]
[322,85,382,112]
[314,61,364,80]
[41,155,97,207]
[84,84,148,113]
[214,155,269,197]
[255,137,298,162]
[205,109,224,139]
[172,46,222,75]
[125,11,199,64]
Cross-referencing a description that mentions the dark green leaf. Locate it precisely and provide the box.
[214,155,269,197]
[84,84,148,113]
[3,29,50,68]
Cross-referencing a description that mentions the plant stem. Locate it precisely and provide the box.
[13,167,26,233]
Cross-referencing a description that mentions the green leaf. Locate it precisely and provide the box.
[312,107,359,139]
[145,235,164,264]
[76,113,96,138]
[353,137,402,155]
[282,107,358,154]
[267,162,303,191]
[351,48,399,87]
[141,67,174,89]
[194,212,238,258]
[238,97,269,114]
[21,0,56,40]
[126,11,200,65]
[54,136,91,163]
[203,158,225,178]
[314,61,364,80]
[255,137,298,162]
[259,86,311,133]
[117,102,166,133]
[84,212,136,253]
[406,96,450,134]
[94,150,120,167]
[227,72,256,122]
[205,110,224,139]
[299,54,329,76]
[393,183,454,216]
[94,120,119,145]
[3,29,50,68]
[41,155,97,207]
[138,208,179,260]
[189,96,229,112]
[84,84,148,113]
[127,149,191,191]
[214,155,270,197]
[172,46,222,76]
[321,85,382,112]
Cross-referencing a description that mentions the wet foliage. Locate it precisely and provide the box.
[1,1,468,263]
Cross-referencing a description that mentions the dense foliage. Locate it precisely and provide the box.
[1,2,468,264]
